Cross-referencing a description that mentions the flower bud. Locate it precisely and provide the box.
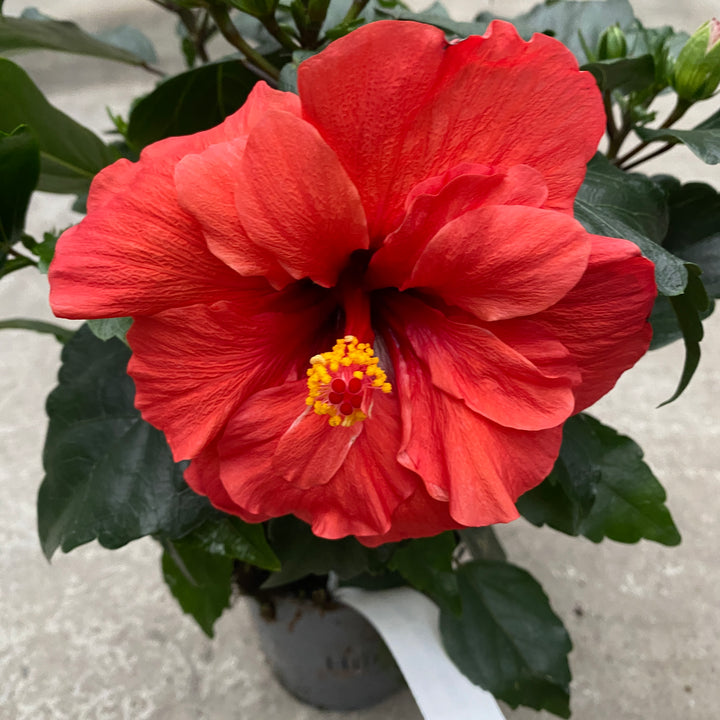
[597,24,627,60]
[671,18,720,101]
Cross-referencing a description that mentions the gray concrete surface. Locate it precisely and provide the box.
[0,1,718,718]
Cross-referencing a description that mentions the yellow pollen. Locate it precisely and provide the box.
[305,335,392,427]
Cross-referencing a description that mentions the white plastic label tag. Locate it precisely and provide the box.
[336,586,507,720]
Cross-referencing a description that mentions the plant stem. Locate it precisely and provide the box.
[342,0,369,24]
[605,103,635,160]
[261,14,300,51]
[613,97,691,167]
[603,91,618,144]
[209,4,281,82]
[5,246,38,265]
[196,11,214,64]
[620,141,676,171]
[0,318,75,343]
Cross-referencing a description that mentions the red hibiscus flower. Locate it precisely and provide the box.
[49,20,656,546]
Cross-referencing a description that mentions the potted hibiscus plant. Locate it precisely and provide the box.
[1,0,718,716]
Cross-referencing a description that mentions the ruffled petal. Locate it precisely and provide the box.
[178,110,368,289]
[299,20,603,237]
[367,163,548,289]
[386,334,563,527]
[184,440,269,522]
[534,235,656,412]
[217,384,416,538]
[403,204,591,321]
[235,111,369,287]
[356,489,463,547]
[49,170,245,319]
[50,82,299,319]
[175,139,294,289]
[386,295,578,431]
[127,284,335,460]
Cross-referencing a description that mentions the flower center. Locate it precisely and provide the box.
[305,335,392,427]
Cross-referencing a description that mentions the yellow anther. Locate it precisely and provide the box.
[304,335,392,427]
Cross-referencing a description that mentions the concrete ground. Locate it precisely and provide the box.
[0,0,718,718]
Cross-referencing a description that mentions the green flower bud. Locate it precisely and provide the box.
[597,24,627,60]
[671,18,720,101]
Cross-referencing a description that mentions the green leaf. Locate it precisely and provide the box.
[177,515,280,571]
[581,54,655,93]
[87,317,133,344]
[648,294,714,350]
[440,560,571,717]
[0,125,39,249]
[0,11,154,66]
[0,317,74,343]
[38,325,215,560]
[278,50,314,94]
[389,533,460,614]
[517,414,681,546]
[475,0,635,63]
[126,58,260,150]
[30,229,59,273]
[372,5,486,39]
[458,526,507,562]
[94,25,157,65]
[0,58,116,193]
[575,153,688,295]
[624,22,688,64]
[659,265,708,405]
[648,177,717,348]
[636,107,720,165]
[657,178,720,298]
[623,22,688,92]
[262,515,386,589]
[161,541,233,637]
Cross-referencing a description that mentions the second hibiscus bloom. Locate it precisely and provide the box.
[49,20,656,545]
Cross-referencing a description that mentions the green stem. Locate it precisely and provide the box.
[620,141,676,171]
[261,14,300,51]
[342,0,369,24]
[0,318,75,343]
[209,4,281,82]
[5,246,38,265]
[603,91,618,143]
[613,97,691,167]
[605,104,634,160]
[196,11,214,64]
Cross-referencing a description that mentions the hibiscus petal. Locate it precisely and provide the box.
[272,410,363,489]
[534,235,656,412]
[404,204,591,321]
[233,110,369,287]
[299,20,604,237]
[387,295,577,431]
[127,285,334,460]
[49,171,246,319]
[185,440,269,522]
[50,82,300,319]
[86,158,139,213]
[367,163,549,289]
[175,139,294,289]
[356,489,463,547]
[387,335,563,527]
[218,384,415,538]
